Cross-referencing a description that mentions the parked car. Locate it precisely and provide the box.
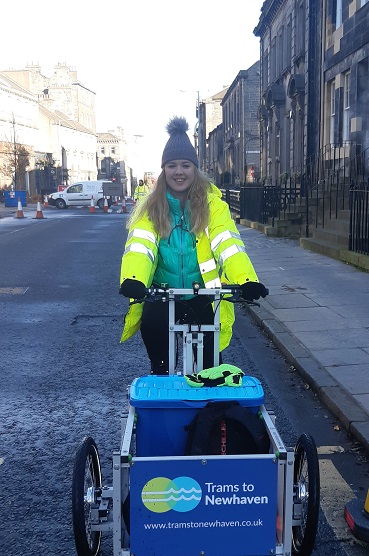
[47,180,113,209]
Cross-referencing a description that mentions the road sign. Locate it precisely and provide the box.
[103,183,123,197]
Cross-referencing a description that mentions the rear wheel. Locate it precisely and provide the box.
[55,198,66,209]
[292,433,320,555]
[72,436,102,556]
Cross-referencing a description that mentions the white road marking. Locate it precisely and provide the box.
[317,445,345,454]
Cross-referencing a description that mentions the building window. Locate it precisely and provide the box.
[277,28,284,75]
[334,0,343,28]
[111,147,116,155]
[262,51,269,91]
[101,147,105,155]
[329,80,335,145]
[271,38,276,82]
[342,71,350,143]
[296,0,305,56]
[284,17,292,71]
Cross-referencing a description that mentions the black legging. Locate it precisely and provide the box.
[140,295,220,373]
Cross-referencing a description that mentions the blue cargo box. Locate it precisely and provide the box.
[130,375,264,457]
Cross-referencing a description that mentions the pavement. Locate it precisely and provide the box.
[237,225,369,454]
[2,201,369,453]
[0,201,45,218]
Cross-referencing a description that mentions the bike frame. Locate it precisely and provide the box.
[164,286,227,374]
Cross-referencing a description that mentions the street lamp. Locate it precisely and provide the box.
[196,91,202,169]
[129,134,144,184]
[179,89,202,168]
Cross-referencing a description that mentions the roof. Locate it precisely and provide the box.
[39,105,96,135]
[0,71,37,100]
[97,132,119,142]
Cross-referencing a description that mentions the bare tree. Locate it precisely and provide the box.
[0,116,30,190]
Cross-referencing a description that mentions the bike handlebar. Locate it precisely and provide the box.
[130,282,267,306]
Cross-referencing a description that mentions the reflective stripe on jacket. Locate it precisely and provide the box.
[120,186,259,350]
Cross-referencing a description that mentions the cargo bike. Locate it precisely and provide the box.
[72,284,320,556]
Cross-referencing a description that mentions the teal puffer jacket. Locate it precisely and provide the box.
[152,192,204,289]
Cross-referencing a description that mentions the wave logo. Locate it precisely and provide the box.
[141,476,202,513]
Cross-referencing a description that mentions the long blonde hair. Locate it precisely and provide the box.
[127,168,212,237]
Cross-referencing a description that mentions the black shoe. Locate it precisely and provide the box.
[150,361,169,375]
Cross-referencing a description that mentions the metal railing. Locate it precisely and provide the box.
[220,175,302,226]
[349,179,369,256]
[219,143,369,257]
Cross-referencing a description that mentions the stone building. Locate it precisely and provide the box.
[253,0,369,185]
[221,62,261,184]
[197,87,228,172]
[207,123,224,186]
[2,63,96,134]
[0,64,99,196]
[322,0,369,159]
[254,0,322,184]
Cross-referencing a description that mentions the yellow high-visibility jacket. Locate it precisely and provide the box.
[120,186,259,350]
[134,183,150,202]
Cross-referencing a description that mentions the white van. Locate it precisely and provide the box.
[48,180,113,209]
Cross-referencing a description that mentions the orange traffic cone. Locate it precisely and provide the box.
[90,196,96,213]
[43,195,49,208]
[34,201,45,219]
[103,197,109,213]
[121,197,127,213]
[16,197,25,219]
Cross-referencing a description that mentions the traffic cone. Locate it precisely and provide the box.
[121,197,127,213]
[103,197,108,213]
[89,196,96,213]
[43,195,49,208]
[344,488,369,542]
[34,201,45,219]
[114,196,119,206]
[16,197,25,219]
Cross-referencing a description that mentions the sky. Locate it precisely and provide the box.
[3,0,264,177]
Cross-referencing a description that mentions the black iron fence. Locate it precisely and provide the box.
[220,175,302,226]
[220,146,369,257]
[349,180,369,255]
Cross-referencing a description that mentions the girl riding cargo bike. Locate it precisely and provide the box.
[71,117,320,556]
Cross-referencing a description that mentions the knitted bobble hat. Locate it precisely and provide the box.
[161,116,199,168]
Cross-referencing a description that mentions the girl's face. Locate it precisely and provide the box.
[164,160,196,201]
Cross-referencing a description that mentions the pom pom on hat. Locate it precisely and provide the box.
[161,116,198,168]
[166,116,190,136]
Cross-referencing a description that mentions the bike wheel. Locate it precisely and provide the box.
[292,433,320,555]
[72,436,102,556]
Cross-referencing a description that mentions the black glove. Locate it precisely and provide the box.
[119,279,146,299]
[240,281,269,301]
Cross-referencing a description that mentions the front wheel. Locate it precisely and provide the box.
[72,436,102,556]
[292,433,320,555]
[55,198,67,209]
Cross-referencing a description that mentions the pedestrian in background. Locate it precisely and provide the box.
[119,116,268,374]
[134,179,150,204]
